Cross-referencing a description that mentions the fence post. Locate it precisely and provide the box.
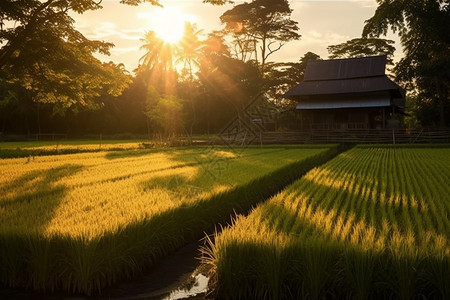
[260,131,263,148]
[392,129,396,145]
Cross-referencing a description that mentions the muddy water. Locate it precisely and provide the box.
[160,273,209,300]
[99,242,209,300]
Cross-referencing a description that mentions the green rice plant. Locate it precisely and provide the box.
[297,238,340,300]
[425,251,450,299]
[205,145,450,299]
[342,246,378,300]
[0,140,151,158]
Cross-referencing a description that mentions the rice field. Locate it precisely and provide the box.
[204,146,450,299]
[0,145,337,294]
[0,140,147,158]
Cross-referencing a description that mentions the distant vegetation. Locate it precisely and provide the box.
[1,0,447,138]
[204,146,450,299]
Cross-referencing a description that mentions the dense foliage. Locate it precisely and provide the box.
[219,0,300,74]
[327,38,396,66]
[1,0,447,136]
[0,0,132,135]
[363,0,450,127]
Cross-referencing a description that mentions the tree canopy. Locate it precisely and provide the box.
[0,0,131,115]
[327,38,396,66]
[264,52,321,105]
[2,0,447,136]
[363,0,450,126]
[220,0,300,74]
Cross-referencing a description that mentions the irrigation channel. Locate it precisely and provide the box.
[100,241,210,300]
[0,240,209,300]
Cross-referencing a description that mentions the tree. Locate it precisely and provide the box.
[327,38,396,66]
[176,22,205,81]
[202,32,231,58]
[264,52,321,106]
[0,0,103,68]
[0,0,131,123]
[139,31,174,73]
[173,22,206,136]
[137,31,177,95]
[198,49,261,119]
[220,0,300,74]
[144,87,183,137]
[363,0,450,127]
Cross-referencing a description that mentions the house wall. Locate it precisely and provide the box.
[298,107,387,130]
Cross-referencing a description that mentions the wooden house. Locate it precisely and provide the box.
[284,55,405,130]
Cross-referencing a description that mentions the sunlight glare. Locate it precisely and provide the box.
[138,6,197,44]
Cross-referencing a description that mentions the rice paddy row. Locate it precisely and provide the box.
[0,140,152,158]
[0,145,340,294]
[204,146,450,299]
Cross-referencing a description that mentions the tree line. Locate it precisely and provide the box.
[0,0,448,138]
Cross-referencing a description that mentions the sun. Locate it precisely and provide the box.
[144,6,195,44]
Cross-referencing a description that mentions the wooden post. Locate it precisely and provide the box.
[260,131,263,148]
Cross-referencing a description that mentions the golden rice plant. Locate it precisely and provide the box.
[204,146,450,299]
[0,145,337,294]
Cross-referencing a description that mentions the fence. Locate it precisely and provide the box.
[250,129,450,145]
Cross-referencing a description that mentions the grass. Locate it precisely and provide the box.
[203,145,450,299]
[0,144,343,294]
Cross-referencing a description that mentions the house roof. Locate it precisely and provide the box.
[285,76,404,98]
[296,93,391,110]
[303,55,387,81]
[284,55,405,102]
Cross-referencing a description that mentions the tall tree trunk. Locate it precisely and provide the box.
[36,102,42,135]
[146,117,151,140]
[25,114,30,136]
[1,113,6,134]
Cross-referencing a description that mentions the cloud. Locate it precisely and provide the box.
[302,30,351,48]
[110,46,141,55]
[270,30,351,63]
[73,20,143,41]
[71,0,396,72]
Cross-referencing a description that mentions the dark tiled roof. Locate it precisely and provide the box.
[285,76,404,98]
[295,93,391,110]
[284,56,405,101]
[304,55,387,81]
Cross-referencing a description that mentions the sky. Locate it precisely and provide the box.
[71,0,402,73]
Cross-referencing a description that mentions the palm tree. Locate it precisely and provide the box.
[175,22,204,81]
[138,31,174,74]
[173,22,205,138]
[138,31,177,95]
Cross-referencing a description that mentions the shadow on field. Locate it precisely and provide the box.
[0,145,346,295]
[139,153,282,202]
[211,173,450,299]
[0,164,84,233]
